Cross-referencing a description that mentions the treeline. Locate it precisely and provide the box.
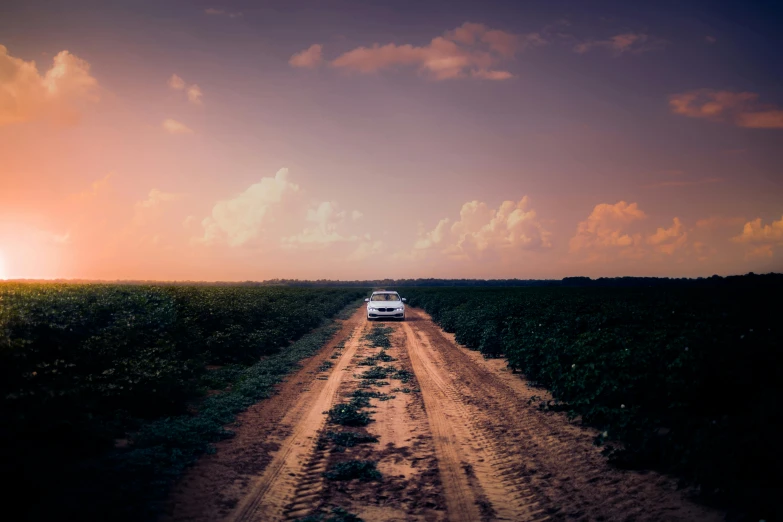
[9,272,783,288]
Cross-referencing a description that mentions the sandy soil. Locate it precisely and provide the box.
[164,307,725,522]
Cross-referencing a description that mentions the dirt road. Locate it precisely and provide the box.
[165,307,723,521]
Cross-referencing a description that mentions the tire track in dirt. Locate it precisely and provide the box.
[406,308,724,522]
[404,320,547,522]
[228,323,365,522]
[308,322,448,522]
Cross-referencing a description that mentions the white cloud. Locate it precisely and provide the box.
[199,168,300,246]
[162,118,193,134]
[414,197,551,260]
[347,240,385,261]
[283,201,361,247]
[0,44,99,126]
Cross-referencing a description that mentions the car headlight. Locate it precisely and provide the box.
[395,307,404,311]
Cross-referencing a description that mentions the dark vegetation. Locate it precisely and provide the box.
[405,282,782,521]
[0,283,364,521]
[323,460,382,482]
[295,506,365,522]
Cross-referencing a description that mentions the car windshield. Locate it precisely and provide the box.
[371,293,400,302]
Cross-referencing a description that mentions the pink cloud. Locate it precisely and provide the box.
[574,33,659,55]
[669,89,783,129]
[289,44,324,68]
[0,44,99,126]
[330,22,534,80]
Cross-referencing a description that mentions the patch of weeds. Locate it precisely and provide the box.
[362,326,393,348]
[330,354,340,360]
[358,379,389,388]
[351,389,386,400]
[325,430,379,448]
[357,365,395,380]
[378,395,395,401]
[295,506,365,522]
[318,360,334,372]
[391,368,413,383]
[327,403,372,426]
[323,460,382,482]
[349,395,372,409]
[399,387,412,394]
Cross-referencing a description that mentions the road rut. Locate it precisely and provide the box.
[165,307,724,522]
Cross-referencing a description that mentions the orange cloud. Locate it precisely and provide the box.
[569,201,646,253]
[0,44,98,126]
[198,168,300,246]
[162,118,193,134]
[414,197,551,261]
[331,22,537,80]
[646,217,688,255]
[289,44,324,68]
[732,216,783,258]
[669,89,783,129]
[574,33,659,55]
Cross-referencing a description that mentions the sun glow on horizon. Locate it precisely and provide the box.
[0,251,6,279]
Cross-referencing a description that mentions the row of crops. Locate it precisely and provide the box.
[404,285,781,521]
[0,283,365,521]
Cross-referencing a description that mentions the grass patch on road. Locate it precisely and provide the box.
[324,431,379,448]
[362,326,394,348]
[324,460,382,482]
[327,403,373,426]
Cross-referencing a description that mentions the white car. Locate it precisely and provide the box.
[365,291,406,321]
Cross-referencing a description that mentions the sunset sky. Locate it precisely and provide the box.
[1,0,781,281]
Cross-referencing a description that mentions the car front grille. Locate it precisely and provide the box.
[372,307,399,312]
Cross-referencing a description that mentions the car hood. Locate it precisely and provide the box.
[368,300,403,307]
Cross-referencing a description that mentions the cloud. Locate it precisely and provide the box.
[289,44,324,68]
[330,22,539,80]
[0,44,99,126]
[569,201,646,254]
[199,168,300,246]
[73,173,113,200]
[646,217,688,255]
[732,216,783,258]
[669,89,783,129]
[351,210,363,221]
[167,74,203,105]
[131,189,183,227]
[168,74,185,90]
[347,240,384,261]
[162,118,193,134]
[186,84,203,105]
[414,197,551,261]
[574,33,661,55]
[283,201,362,247]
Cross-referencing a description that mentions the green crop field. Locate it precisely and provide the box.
[405,284,781,519]
[0,283,365,521]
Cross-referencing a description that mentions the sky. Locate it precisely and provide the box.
[1,0,782,281]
